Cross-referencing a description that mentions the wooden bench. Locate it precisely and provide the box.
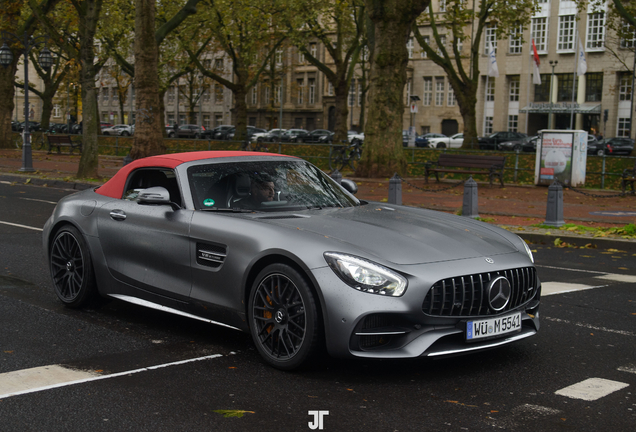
[425,153,506,187]
[47,135,82,154]
[621,160,636,195]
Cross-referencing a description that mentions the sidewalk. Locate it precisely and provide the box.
[1,148,635,250]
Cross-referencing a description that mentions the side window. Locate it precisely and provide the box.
[123,168,182,206]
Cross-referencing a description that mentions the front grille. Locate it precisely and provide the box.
[422,267,537,317]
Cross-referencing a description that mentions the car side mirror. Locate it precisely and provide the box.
[138,186,172,205]
[340,179,358,195]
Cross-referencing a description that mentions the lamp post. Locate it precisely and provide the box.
[0,32,53,172]
[548,60,558,130]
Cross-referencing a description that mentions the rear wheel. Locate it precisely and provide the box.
[596,149,605,156]
[329,148,345,171]
[348,148,361,170]
[49,225,98,308]
[248,264,321,370]
[436,142,446,149]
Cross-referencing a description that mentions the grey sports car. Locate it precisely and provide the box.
[43,151,540,370]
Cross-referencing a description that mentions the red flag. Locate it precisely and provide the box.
[532,39,541,85]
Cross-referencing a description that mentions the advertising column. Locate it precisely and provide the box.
[535,131,573,186]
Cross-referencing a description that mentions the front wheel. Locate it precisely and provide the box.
[49,225,98,308]
[248,264,321,370]
[121,131,130,136]
[436,142,447,149]
[596,149,605,156]
[329,149,345,171]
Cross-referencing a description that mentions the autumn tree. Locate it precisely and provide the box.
[0,0,59,148]
[357,0,429,177]
[187,0,287,143]
[284,0,366,143]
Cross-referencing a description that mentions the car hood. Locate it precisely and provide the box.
[252,204,519,265]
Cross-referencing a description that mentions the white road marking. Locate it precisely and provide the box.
[544,316,636,337]
[536,264,607,274]
[0,220,43,231]
[541,282,606,296]
[596,274,636,284]
[618,364,636,374]
[19,197,57,205]
[555,378,629,401]
[0,353,224,400]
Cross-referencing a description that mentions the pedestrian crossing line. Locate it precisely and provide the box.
[541,282,606,296]
[618,364,636,374]
[555,378,629,401]
[0,353,224,400]
[595,274,636,284]
[0,220,43,231]
[543,316,636,337]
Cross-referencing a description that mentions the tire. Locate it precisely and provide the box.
[121,132,130,136]
[103,132,110,136]
[596,149,605,156]
[195,134,201,139]
[168,132,175,138]
[49,225,98,308]
[329,149,345,171]
[436,142,447,149]
[348,149,361,171]
[248,264,321,370]
[513,144,522,151]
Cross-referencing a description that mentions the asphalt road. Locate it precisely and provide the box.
[0,181,634,431]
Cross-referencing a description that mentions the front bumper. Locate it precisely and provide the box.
[312,254,540,359]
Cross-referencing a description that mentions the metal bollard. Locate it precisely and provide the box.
[462,176,479,218]
[388,173,402,205]
[330,169,342,184]
[544,181,564,227]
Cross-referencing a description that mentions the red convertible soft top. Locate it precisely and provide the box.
[95,151,293,199]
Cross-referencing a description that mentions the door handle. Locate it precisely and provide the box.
[109,209,126,221]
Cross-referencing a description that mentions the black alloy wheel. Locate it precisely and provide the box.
[437,142,446,149]
[248,264,321,370]
[49,225,97,308]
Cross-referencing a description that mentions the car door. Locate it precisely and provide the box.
[97,168,193,300]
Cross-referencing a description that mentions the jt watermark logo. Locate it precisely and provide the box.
[308,410,329,430]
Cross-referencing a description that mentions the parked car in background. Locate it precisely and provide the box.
[428,133,464,149]
[168,124,208,139]
[227,126,267,141]
[212,125,235,140]
[498,135,538,152]
[100,122,113,130]
[46,123,66,134]
[348,130,364,144]
[280,129,310,143]
[317,131,335,144]
[102,124,133,136]
[16,121,41,132]
[478,131,527,150]
[592,137,635,156]
[257,129,288,143]
[305,129,333,143]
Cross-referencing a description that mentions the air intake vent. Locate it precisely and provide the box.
[196,242,227,268]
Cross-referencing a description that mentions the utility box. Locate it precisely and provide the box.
[534,130,588,187]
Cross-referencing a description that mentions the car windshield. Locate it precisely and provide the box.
[188,160,360,211]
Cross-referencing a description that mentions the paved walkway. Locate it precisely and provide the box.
[1,148,635,250]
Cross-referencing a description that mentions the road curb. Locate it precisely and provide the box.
[512,231,636,252]
[0,173,96,191]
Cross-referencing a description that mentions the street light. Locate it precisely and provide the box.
[548,60,558,130]
[0,32,53,172]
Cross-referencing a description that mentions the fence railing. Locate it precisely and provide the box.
[15,132,634,191]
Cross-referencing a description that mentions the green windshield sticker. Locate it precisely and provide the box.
[203,199,215,207]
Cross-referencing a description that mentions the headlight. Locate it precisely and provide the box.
[324,252,407,297]
[521,238,534,263]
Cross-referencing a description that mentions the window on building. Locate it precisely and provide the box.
[167,114,175,125]
[298,48,305,64]
[618,118,631,137]
[203,88,210,103]
[102,87,109,102]
[485,116,493,134]
[531,17,549,53]
[437,35,446,56]
[585,73,603,102]
[310,43,317,59]
[215,84,224,104]
[53,104,61,118]
[557,73,578,101]
[455,37,463,55]
[265,83,270,104]
[439,0,446,12]
[275,82,281,104]
[509,25,523,54]
[275,48,283,65]
[214,58,224,71]
[348,80,356,106]
[251,86,257,105]
[309,78,316,104]
[362,45,369,61]
[167,87,175,103]
[447,83,456,106]
[423,77,432,106]
[113,89,119,102]
[327,81,333,96]
[557,15,575,51]
[435,77,445,106]
[421,36,430,58]
[508,115,518,132]
[586,12,605,50]
[509,76,520,101]
[203,115,211,128]
[534,75,550,101]
[484,24,497,54]
[486,78,495,102]
[619,74,632,101]
[405,81,412,105]
[407,38,414,59]
[297,79,304,104]
[357,81,363,106]
[249,117,257,127]
[620,20,636,48]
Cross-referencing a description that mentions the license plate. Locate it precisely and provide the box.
[466,312,521,341]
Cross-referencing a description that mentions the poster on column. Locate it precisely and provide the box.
[537,132,573,186]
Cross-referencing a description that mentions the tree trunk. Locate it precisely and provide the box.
[0,60,18,148]
[233,86,249,143]
[40,89,55,131]
[333,80,350,144]
[76,0,103,179]
[358,0,429,177]
[454,80,479,149]
[130,0,164,159]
